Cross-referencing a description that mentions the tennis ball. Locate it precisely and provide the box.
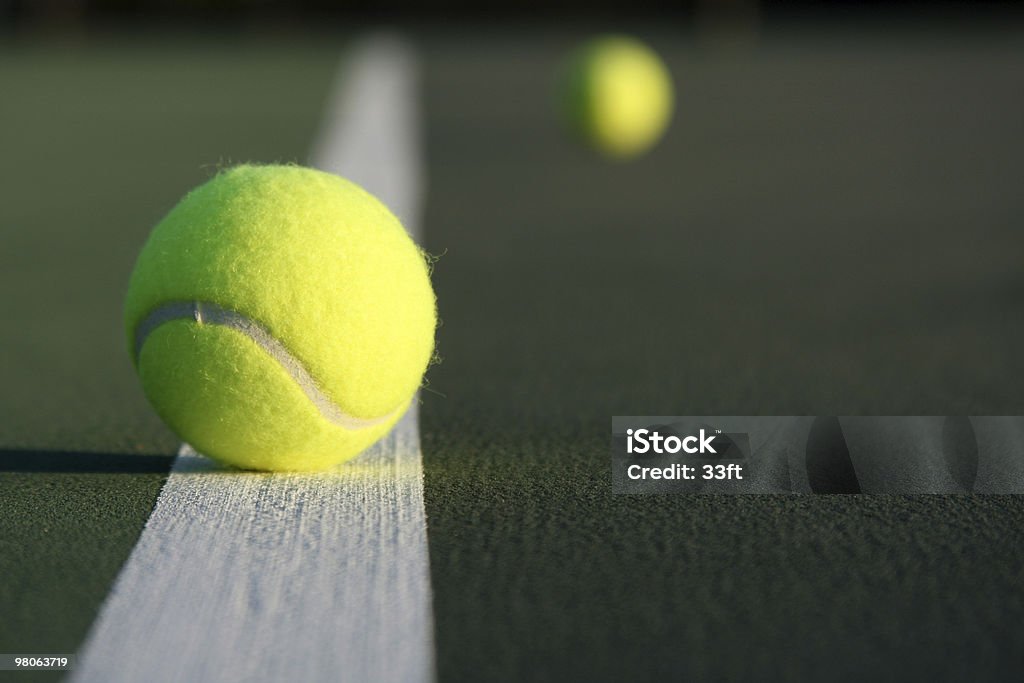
[560,36,674,158]
[124,164,436,472]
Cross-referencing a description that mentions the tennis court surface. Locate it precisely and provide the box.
[2,10,1023,683]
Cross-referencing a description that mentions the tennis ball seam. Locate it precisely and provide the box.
[133,300,406,431]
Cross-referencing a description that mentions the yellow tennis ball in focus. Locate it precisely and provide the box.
[124,165,437,472]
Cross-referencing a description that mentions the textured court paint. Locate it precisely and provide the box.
[71,36,435,683]
[133,301,404,430]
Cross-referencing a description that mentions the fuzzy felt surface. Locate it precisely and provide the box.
[137,321,402,471]
[124,164,436,469]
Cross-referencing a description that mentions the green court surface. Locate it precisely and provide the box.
[420,27,1024,682]
[2,22,1024,683]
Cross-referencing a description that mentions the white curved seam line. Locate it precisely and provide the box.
[133,300,403,431]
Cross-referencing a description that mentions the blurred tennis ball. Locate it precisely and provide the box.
[559,36,674,158]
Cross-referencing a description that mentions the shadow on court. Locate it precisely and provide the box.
[0,449,175,474]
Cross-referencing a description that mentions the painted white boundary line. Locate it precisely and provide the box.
[71,35,435,683]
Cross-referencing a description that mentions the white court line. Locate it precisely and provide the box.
[310,35,423,225]
[71,35,435,683]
